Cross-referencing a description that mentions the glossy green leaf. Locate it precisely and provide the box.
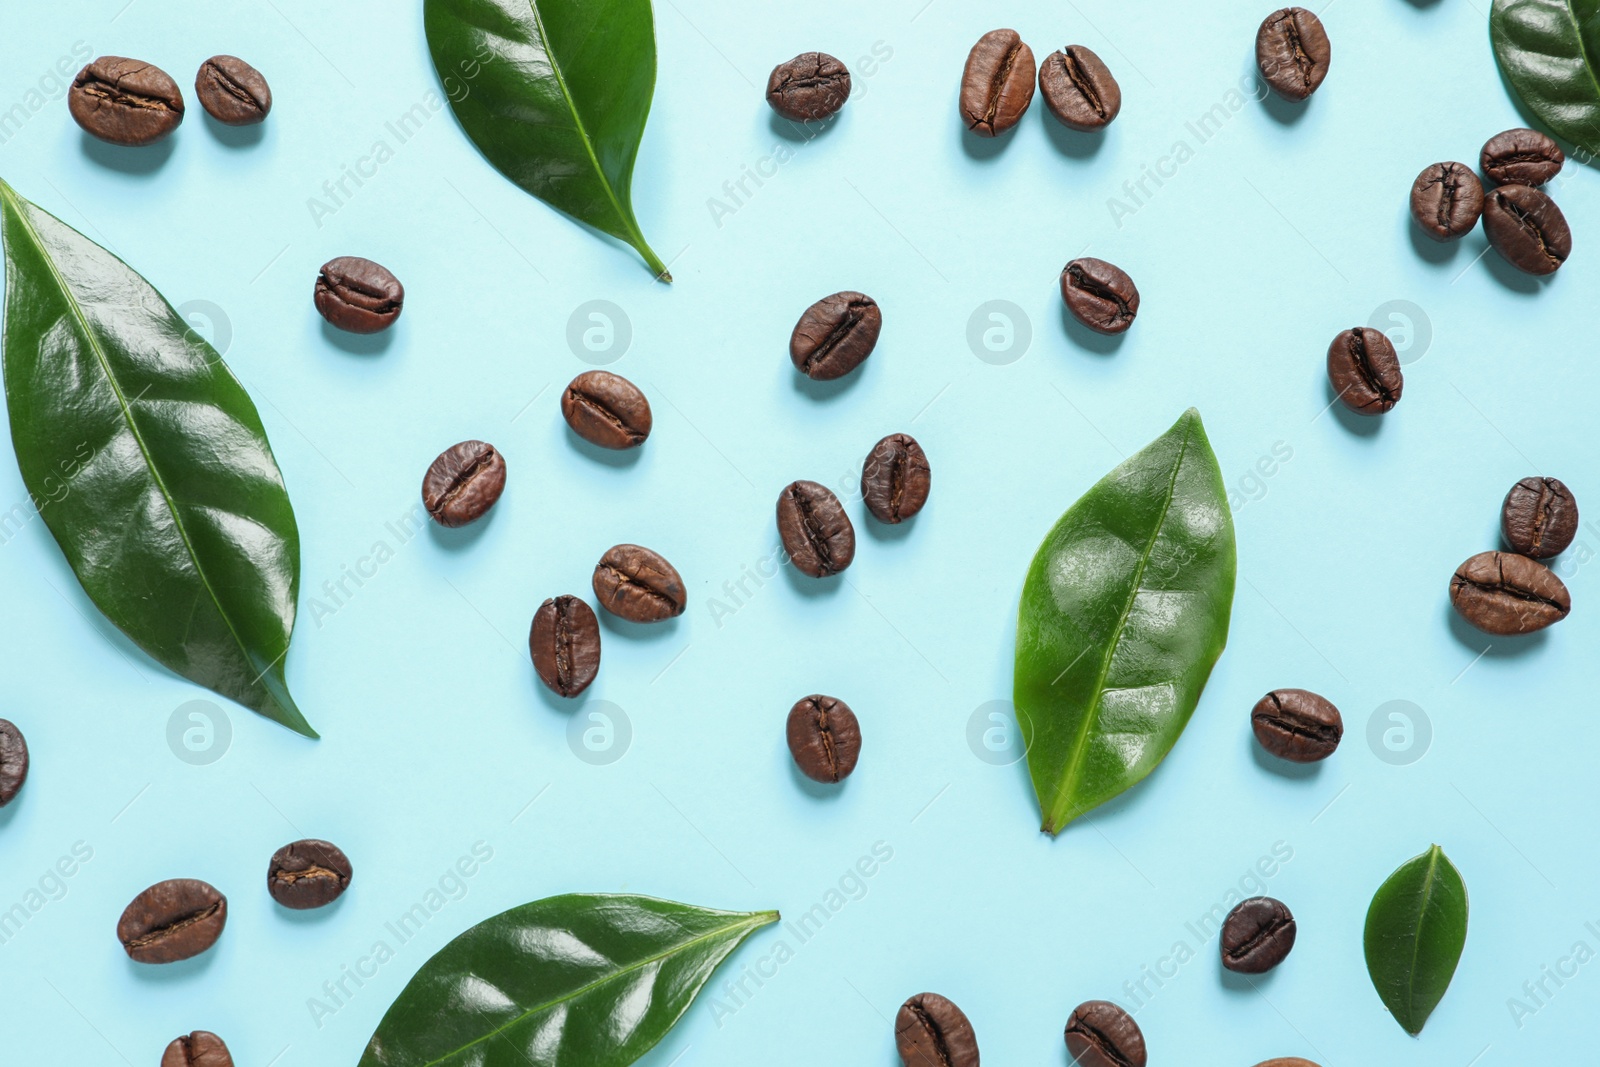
[0,179,311,737]
[425,0,670,280]
[1491,0,1600,155]
[1014,408,1236,835]
[1365,845,1470,1035]
[359,893,778,1067]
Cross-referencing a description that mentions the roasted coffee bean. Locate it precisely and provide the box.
[315,256,404,333]
[961,29,1036,136]
[423,441,506,527]
[1256,8,1331,101]
[1222,897,1297,973]
[787,695,862,783]
[895,992,979,1067]
[1251,1060,1321,1067]
[562,371,651,450]
[1251,689,1343,763]
[1502,476,1579,559]
[195,56,271,126]
[162,1031,234,1067]
[117,879,226,964]
[592,544,686,623]
[862,433,931,524]
[69,57,184,146]
[530,596,601,697]
[1061,258,1139,335]
[790,292,881,381]
[1451,550,1571,635]
[1064,1001,1146,1067]
[1482,183,1571,276]
[1481,127,1564,187]
[1038,46,1120,131]
[0,719,27,807]
[1327,327,1402,414]
[1410,162,1484,241]
[777,481,856,578]
[766,52,851,122]
[268,839,352,910]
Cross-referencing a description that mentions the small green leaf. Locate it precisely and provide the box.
[1364,845,1470,1035]
[1491,0,1600,156]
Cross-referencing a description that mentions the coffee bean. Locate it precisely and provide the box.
[1221,897,1297,973]
[862,433,931,524]
[1061,258,1139,335]
[1038,46,1121,131]
[1451,550,1571,635]
[1502,476,1579,559]
[961,29,1036,136]
[1482,128,1564,187]
[68,57,184,146]
[777,481,856,578]
[423,441,506,527]
[162,1031,234,1067]
[195,56,271,126]
[1256,8,1331,101]
[1251,689,1343,763]
[592,544,686,623]
[787,695,862,783]
[790,292,881,381]
[766,53,851,122]
[895,992,979,1067]
[530,596,601,697]
[0,719,27,807]
[562,371,651,450]
[1326,327,1402,414]
[314,257,404,333]
[117,878,226,964]
[1410,162,1484,241]
[1251,1060,1321,1067]
[1482,183,1571,276]
[1064,1000,1146,1067]
[268,839,352,910]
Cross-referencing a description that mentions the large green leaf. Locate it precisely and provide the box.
[0,179,311,737]
[1492,0,1600,155]
[1015,409,1235,835]
[359,894,778,1067]
[425,0,670,280]
[1364,845,1469,1036]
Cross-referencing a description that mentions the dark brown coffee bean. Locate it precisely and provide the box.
[787,695,862,783]
[1251,689,1342,763]
[267,839,352,910]
[1502,477,1579,559]
[117,879,226,964]
[1410,162,1484,241]
[766,52,851,122]
[1061,258,1139,335]
[592,544,686,623]
[1064,1000,1146,1067]
[562,371,651,450]
[1256,8,1331,101]
[1482,183,1571,276]
[68,57,184,146]
[530,596,601,697]
[961,29,1036,136]
[862,433,931,525]
[1222,897,1297,973]
[0,719,27,807]
[422,441,506,527]
[195,56,271,126]
[1451,550,1571,635]
[895,992,979,1067]
[777,481,855,578]
[314,257,404,333]
[790,292,881,381]
[1038,46,1121,131]
[1482,128,1564,186]
[162,1031,234,1067]
[1327,327,1402,414]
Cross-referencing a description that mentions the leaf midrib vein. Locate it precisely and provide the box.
[1401,848,1443,1028]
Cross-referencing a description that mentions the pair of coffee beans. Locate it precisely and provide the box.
[1410,128,1571,273]
[1062,257,1139,335]
[69,55,271,146]
[268,839,353,910]
[0,719,28,807]
[895,992,978,1067]
[791,291,882,381]
[766,52,851,122]
[562,371,651,450]
[1065,1000,1146,1067]
[1327,326,1402,415]
[1252,689,1343,762]
[1449,478,1579,635]
[315,257,405,333]
[960,31,1122,136]
[787,695,861,783]
[1256,8,1332,101]
[592,544,687,623]
[1221,896,1297,973]
[162,1030,233,1067]
[530,595,602,697]
[423,441,506,527]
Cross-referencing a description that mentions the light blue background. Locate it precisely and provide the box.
[1,0,1596,1063]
